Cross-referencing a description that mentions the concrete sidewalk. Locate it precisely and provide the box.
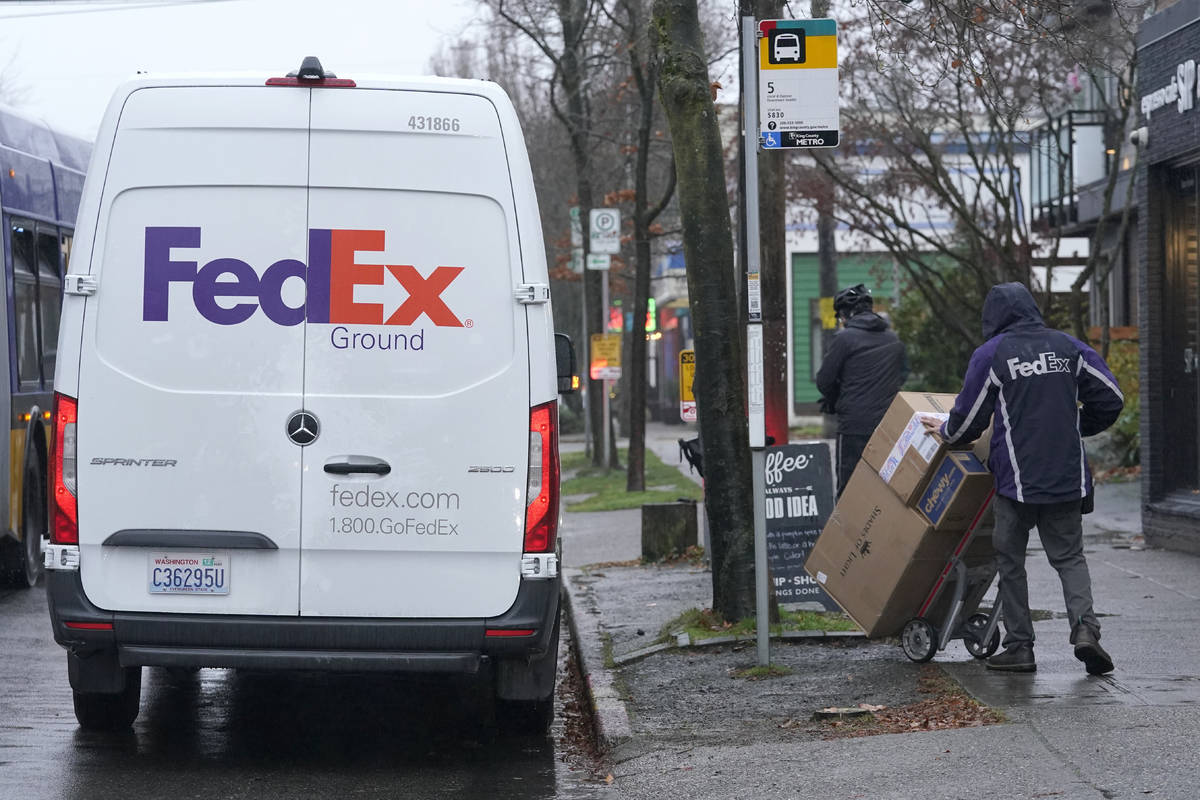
[560,423,1200,799]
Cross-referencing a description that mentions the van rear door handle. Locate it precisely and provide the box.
[323,456,391,476]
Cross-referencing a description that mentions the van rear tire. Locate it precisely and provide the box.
[496,607,560,736]
[497,695,554,736]
[73,667,142,731]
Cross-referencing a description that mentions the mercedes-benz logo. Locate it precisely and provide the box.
[286,410,320,446]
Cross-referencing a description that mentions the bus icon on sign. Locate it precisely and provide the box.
[773,32,803,63]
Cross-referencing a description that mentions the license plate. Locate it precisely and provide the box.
[148,551,230,595]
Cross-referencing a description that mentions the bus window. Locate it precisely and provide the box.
[38,228,61,385]
[61,233,73,271]
[11,220,41,389]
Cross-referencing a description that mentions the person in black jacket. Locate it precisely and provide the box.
[923,283,1124,674]
[816,284,907,495]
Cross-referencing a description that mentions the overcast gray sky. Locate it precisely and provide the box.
[0,0,478,138]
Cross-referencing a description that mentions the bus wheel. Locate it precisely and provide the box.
[17,464,45,588]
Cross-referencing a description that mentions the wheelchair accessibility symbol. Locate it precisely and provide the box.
[762,132,781,148]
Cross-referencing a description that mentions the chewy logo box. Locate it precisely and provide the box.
[862,392,958,504]
[917,452,995,532]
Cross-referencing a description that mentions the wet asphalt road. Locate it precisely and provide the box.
[0,583,609,800]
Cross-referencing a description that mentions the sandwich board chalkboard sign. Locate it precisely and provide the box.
[764,442,838,610]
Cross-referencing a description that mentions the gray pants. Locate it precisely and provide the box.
[993,495,1099,648]
[836,433,870,498]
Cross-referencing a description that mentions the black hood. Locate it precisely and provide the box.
[982,282,1044,339]
[845,311,889,332]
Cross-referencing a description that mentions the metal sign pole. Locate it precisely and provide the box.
[742,13,770,668]
[582,253,592,459]
[602,272,611,468]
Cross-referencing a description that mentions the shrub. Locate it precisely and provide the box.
[1104,340,1140,466]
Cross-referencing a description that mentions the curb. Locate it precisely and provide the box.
[562,567,632,750]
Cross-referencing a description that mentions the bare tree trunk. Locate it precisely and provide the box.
[654,0,756,621]
[623,2,677,490]
[625,0,652,490]
[550,0,607,467]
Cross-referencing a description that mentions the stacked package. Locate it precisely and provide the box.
[804,393,996,637]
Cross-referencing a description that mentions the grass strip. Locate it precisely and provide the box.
[658,606,859,644]
[562,448,703,511]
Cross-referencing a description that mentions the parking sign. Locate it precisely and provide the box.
[589,208,621,254]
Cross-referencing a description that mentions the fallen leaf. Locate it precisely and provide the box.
[605,774,614,785]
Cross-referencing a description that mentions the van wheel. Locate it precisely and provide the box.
[17,464,46,588]
[73,667,142,731]
[498,696,554,736]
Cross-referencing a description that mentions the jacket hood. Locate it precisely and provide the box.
[845,311,889,332]
[982,282,1044,339]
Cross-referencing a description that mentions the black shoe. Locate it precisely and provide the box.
[1072,624,1114,675]
[986,643,1036,672]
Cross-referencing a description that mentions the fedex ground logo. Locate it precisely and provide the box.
[142,227,468,328]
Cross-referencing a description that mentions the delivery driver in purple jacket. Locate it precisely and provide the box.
[923,283,1124,674]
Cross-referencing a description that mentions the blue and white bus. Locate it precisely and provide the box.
[0,105,90,587]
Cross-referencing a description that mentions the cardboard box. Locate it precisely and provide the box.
[862,392,959,504]
[804,462,978,637]
[916,451,995,532]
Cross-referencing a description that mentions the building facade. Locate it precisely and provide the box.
[1136,0,1200,553]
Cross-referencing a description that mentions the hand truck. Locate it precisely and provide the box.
[899,493,1004,663]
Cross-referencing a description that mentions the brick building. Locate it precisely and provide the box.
[1136,0,1200,553]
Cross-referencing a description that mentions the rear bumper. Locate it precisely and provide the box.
[46,570,560,674]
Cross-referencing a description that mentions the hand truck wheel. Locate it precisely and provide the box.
[901,617,938,663]
[963,612,1000,659]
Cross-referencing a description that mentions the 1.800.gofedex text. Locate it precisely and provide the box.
[330,516,459,536]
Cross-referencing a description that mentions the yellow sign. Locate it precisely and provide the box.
[679,350,697,422]
[590,333,622,380]
[819,296,837,330]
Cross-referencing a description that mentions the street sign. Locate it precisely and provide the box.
[590,332,622,379]
[586,253,611,271]
[569,248,584,274]
[819,296,837,329]
[763,443,838,610]
[589,208,621,254]
[679,349,696,422]
[758,19,839,149]
[569,206,583,248]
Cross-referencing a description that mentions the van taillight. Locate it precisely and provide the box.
[50,393,78,545]
[524,402,560,554]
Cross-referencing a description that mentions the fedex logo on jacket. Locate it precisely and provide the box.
[142,227,465,327]
[1006,352,1072,380]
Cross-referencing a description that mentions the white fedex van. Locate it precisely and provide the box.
[44,59,573,733]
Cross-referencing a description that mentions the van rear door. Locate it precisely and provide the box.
[76,87,309,615]
[299,88,529,618]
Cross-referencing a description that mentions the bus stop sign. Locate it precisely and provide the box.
[758,19,839,149]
